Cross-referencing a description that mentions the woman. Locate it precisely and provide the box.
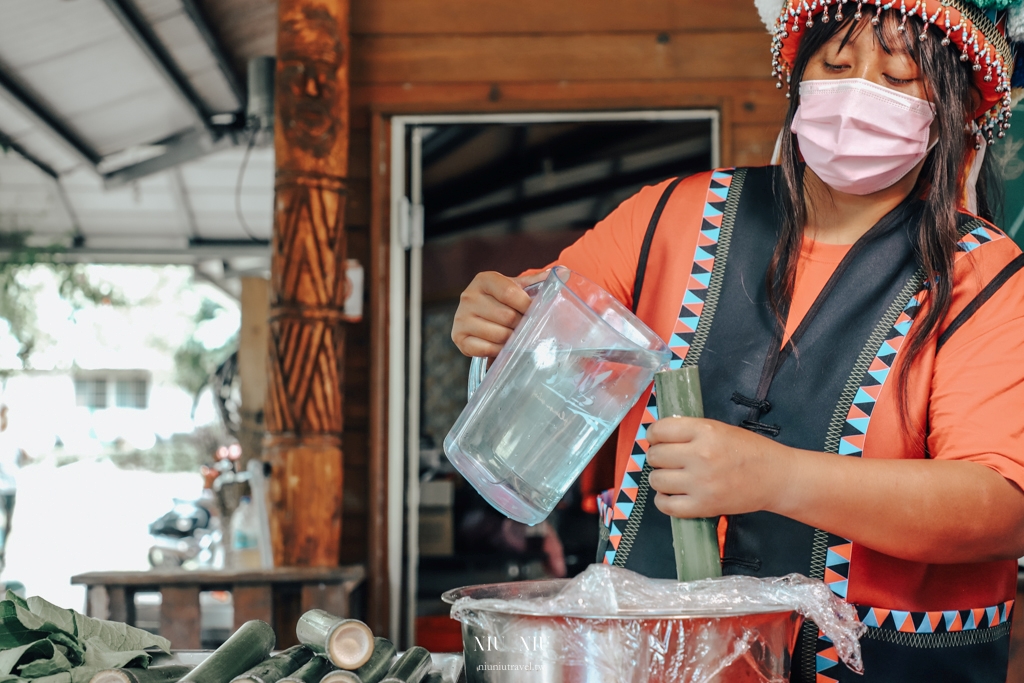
[452,2,1024,681]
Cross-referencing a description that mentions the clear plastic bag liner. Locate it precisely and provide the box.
[450,564,866,682]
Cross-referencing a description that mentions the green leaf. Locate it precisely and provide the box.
[80,639,151,671]
[16,643,72,678]
[23,597,169,654]
[0,641,56,676]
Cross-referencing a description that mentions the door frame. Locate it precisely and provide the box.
[371,108,721,645]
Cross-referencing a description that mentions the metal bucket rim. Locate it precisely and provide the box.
[441,579,800,621]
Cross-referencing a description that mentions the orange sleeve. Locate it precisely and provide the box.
[928,241,1024,492]
[522,178,683,310]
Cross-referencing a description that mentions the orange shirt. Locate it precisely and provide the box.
[785,238,852,345]
[535,171,1024,611]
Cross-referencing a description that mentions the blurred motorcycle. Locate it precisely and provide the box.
[147,497,222,569]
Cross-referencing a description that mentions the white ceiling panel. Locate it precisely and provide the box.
[73,89,194,155]
[188,66,241,114]
[0,0,123,72]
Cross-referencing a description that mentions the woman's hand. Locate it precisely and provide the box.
[646,417,792,519]
[451,270,549,358]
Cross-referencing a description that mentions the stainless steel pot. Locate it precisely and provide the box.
[443,579,802,683]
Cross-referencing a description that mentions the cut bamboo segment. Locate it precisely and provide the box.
[279,656,336,683]
[180,620,277,683]
[91,665,194,683]
[319,673,360,683]
[350,638,396,683]
[421,674,442,683]
[296,610,374,670]
[654,367,722,582]
[379,648,431,683]
[231,645,315,683]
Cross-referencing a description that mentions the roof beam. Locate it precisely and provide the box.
[179,0,246,109]
[100,0,216,136]
[102,127,238,187]
[0,128,58,178]
[0,67,101,168]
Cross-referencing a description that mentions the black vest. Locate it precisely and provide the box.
[605,166,1012,683]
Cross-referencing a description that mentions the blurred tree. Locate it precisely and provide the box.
[0,232,122,369]
[173,297,237,413]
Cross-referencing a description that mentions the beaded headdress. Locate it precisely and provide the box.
[758,0,1024,142]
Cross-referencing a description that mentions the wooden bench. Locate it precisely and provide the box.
[71,566,365,649]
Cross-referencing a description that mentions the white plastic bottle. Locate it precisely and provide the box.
[229,496,262,570]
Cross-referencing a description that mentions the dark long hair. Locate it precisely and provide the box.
[772,9,1001,432]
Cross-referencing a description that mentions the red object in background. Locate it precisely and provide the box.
[578,429,617,515]
[416,615,464,653]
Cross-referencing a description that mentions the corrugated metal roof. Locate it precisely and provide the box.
[0,0,270,267]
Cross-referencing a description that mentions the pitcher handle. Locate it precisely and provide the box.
[468,357,488,401]
[466,279,546,402]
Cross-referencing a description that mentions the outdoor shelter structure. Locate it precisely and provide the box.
[1,0,797,639]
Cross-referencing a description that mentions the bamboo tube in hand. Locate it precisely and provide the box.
[180,620,277,683]
[231,645,314,683]
[380,647,431,683]
[654,367,722,582]
[279,656,336,683]
[91,665,194,683]
[296,610,374,670]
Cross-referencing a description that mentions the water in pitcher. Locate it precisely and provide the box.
[445,340,664,525]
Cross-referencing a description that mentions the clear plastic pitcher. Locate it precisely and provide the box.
[444,266,672,525]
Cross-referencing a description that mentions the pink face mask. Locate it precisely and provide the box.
[790,78,936,196]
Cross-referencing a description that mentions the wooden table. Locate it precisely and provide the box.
[71,566,365,650]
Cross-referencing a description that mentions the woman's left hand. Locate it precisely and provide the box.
[646,417,791,519]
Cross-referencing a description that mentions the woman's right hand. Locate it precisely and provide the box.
[451,270,549,358]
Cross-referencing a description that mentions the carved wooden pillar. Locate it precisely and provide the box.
[265,0,350,567]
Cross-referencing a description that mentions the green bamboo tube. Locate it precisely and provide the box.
[296,610,374,670]
[654,367,722,582]
[91,665,194,683]
[318,672,360,683]
[179,620,277,683]
[421,674,442,683]
[349,638,396,683]
[279,656,336,683]
[379,648,431,683]
[231,645,315,683]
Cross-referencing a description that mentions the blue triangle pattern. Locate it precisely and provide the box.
[825,548,848,567]
[828,580,848,598]
[703,205,723,218]
[617,502,634,518]
[702,228,721,242]
[943,611,959,630]
[669,358,684,370]
[965,612,977,630]
[838,439,862,456]
[648,406,658,421]
[692,272,712,286]
[868,368,890,384]
[854,388,877,406]
[878,340,897,356]
[605,550,616,564]
[846,417,870,434]
[683,290,703,305]
[631,453,645,468]
[621,472,637,490]
[680,316,700,330]
[986,606,998,626]
[891,611,910,631]
[894,320,913,335]
[816,655,838,673]
[862,610,879,628]
[708,186,729,200]
[916,616,933,634]
[669,333,687,346]
[694,247,714,262]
